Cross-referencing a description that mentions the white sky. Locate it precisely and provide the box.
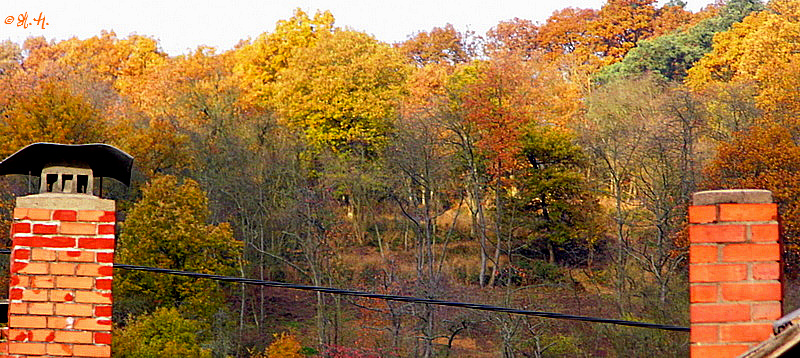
[2,0,717,56]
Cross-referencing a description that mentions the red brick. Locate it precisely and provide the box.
[31,276,54,289]
[12,208,28,220]
[58,250,94,262]
[49,262,76,275]
[9,288,23,300]
[12,223,30,234]
[76,264,105,277]
[99,211,115,222]
[690,264,747,283]
[22,208,52,221]
[77,210,115,222]
[691,324,718,343]
[72,344,111,357]
[54,330,92,344]
[10,315,47,328]
[689,205,717,224]
[74,318,112,331]
[12,249,30,260]
[752,302,783,320]
[10,275,29,288]
[690,245,718,264]
[691,285,717,303]
[94,332,112,345]
[18,262,48,274]
[55,303,93,317]
[721,282,782,301]
[97,224,115,235]
[722,243,780,262]
[13,236,36,246]
[96,278,112,290]
[8,328,28,341]
[55,276,93,289]
[94,306,112,317]
[75,291,112,304]
[52,210,77,222]
[752,224,780,242]
[8,342,46,355]
[690,225,746,243]
[691,304,750,323]
[46,343,73,356]
[76,210,103,222]
[11,262,27,274]
[9,303,27,314]
[719,203,777,222]
[47,317,69,329]
[28,302,53,315]
[720,323,773,342]
[691,344,749,357]
[31,248,56,261]
[96,252,113,263]
[49,290,74,302]
[754,262,781,280]
[33,224,57,234]
[59,222,96,235]
[34,236,77,248]
[78,238,114,249]
[24,329,55,342]
[99,265,113,276]
[21,289,48,302]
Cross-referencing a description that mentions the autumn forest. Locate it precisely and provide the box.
[0,0,797,356]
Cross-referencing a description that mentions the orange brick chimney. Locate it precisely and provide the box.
[0,143,133,358]
[5,203,115,357]
[689,189,783,357]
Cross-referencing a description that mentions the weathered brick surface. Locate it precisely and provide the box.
[721,282,782,301]
[58,250,95,262]
[689,264,747,283]
[55,303,93,317]
[719,323,773,343]
[689,245,718,264]
[8,206,115,358]
[690,344,749,358]
[691,325,718,343]
[689,191,783,358]
[722,243,780,262]
[751,224,779,242]
[59,222,96,235]
[31,248,56,261]
[689,225,746,243]
[690,285,717,303]
[719,203,777,222]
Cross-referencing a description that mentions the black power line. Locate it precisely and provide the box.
[0,249,688,332]
[113,263,689,332]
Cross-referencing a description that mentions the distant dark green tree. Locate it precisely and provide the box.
[511,125,604,264]
[594,0,765,83]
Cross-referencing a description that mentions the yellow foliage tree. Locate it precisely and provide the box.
[0,78,106,157]
[687,1,800,128]
[234,8,335,103]
[271,29,408,153]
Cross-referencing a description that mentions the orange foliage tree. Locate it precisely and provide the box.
[396,24,472,66]
[704,125,800,274]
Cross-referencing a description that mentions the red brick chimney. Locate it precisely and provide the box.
[3,196,115,357]
[0,143,133,358]
[689,189,782,357]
